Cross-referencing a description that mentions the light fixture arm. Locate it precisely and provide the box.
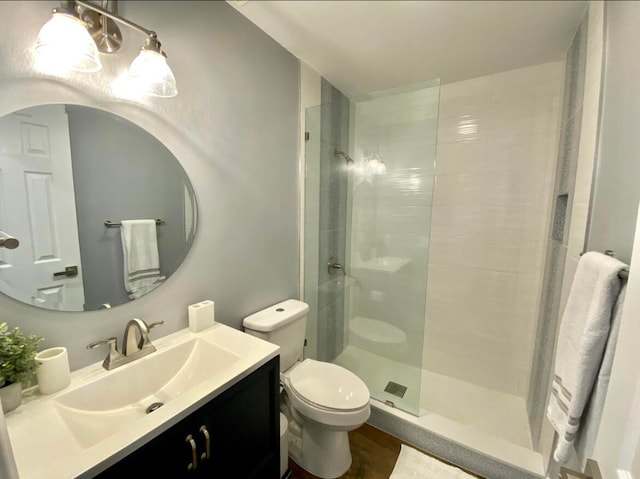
[74,0,156,38]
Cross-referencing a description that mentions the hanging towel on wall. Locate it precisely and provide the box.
[574,284,627,464]
[120,220,166,299]
[547,251,627,464]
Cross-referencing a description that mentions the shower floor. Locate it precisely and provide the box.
[334,345,533,450]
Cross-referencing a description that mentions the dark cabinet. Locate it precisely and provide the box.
[93,356,280,479]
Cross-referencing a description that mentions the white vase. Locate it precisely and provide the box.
[0,382,22,413]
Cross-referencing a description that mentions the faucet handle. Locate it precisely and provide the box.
[137,320,163,351]
[87,337,123,370]
[87,337,118,350]
[148,320,164,331]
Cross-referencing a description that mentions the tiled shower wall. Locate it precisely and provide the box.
[527,15,587,449]
[423,62,563,397]
[530,1,605,459]
[314,79,350,362]
[302,73,355,363]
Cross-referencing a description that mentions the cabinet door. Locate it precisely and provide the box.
[93,414,195,479]
[200,356,280,478]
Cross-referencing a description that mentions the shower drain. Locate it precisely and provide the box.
[384,381,407,398]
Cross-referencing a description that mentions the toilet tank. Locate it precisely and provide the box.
[242,299,309,372]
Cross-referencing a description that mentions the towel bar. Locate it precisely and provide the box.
[104,219,165,227]
[579,250,629,280]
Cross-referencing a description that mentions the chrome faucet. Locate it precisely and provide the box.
[124,318,154,356]
[87,318,164,370]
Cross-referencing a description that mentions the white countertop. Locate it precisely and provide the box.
[5,324,279,479]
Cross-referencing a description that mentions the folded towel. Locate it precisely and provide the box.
[548,251,627,464]
[120,220,165,299]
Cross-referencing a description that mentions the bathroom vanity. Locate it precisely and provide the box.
[95,356,279,478]
[4,324,280,479]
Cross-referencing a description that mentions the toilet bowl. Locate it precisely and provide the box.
[243,299,371,479]
[281,359,370,478]
[283,359,370,428]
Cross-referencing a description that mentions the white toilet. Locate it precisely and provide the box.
[243,299,370,479]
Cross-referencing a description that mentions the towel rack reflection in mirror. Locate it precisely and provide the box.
[104,219,165,228]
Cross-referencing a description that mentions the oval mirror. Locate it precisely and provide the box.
[0,104,197,312]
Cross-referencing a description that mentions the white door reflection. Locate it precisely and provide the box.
[0,105,85,310]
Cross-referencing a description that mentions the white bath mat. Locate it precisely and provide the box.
[389,445,476,479]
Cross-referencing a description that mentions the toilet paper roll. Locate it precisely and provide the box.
[188,300,216,333]
[35,347,70,395]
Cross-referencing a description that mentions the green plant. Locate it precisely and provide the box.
[0,323,44,388]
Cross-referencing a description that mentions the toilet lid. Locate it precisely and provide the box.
[288,359,369,410]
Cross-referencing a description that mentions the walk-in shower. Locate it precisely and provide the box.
[303,61,563,475]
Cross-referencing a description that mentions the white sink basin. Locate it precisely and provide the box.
[53,338,240,448]
[351,256,411,274]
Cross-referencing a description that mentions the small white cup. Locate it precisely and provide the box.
[35,347,71,395]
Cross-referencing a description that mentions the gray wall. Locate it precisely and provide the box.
[0,1,299,370]
[316,79,350,362]
[528,8,588,448]
[587,2,640,263]
[67,105,191,310]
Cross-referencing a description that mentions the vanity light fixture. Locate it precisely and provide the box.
[35,0,178,98]
[35,3,102,73]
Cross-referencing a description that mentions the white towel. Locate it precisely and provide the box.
[548,251,627,464]
[575,285,627,464]
[120,220,165,299]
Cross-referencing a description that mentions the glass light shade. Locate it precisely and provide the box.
[35,12,102,73]
[128,49,178,98]
[367,154,387,175]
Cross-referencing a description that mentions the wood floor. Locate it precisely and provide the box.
[286,423,483,479]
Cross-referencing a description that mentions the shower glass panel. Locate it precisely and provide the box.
[303,81,440,417]
[337,81,440,415]
[303,103,326,363]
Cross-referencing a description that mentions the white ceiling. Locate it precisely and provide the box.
[227,0,587,97]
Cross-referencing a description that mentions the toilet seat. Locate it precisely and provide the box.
[282,359,370,428]
[289,359,370,410]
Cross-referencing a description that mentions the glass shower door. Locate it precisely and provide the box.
[338,81,440,415]
[302,104,323,363]
[303,80,440,416]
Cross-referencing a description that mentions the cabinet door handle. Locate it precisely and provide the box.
[199,425,211,461]
[185,434,198,471]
